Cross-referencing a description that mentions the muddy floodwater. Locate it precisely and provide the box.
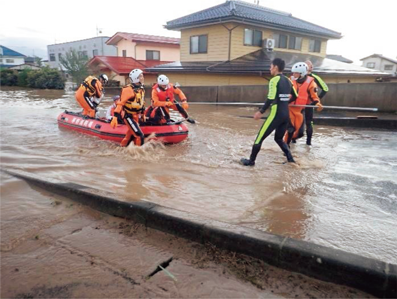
[1,86,396,268]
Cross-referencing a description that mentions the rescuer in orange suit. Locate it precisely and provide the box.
[284,62,322,146]
[110,69,146,147]
[75,74,108,118]
[145,74,190,124]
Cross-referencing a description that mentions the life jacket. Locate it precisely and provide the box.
[152,83,174,103]
[291,76,314,106]
[123,84,145,114]
[82,76,99,96]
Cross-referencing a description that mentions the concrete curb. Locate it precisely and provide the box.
[3,169,396,298]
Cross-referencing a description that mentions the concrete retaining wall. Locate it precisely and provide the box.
[105,83,397,113]
[3,169,396,298]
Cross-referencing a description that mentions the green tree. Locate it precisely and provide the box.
[59,49,89,85]
[34,56,43,67]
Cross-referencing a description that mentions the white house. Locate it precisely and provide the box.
[47,36,117,70]
[0,45,26,68]
[360,54,397,76]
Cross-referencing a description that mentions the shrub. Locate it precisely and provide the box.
[26,67,65,89]
[18,68,32,87]
[0,69,18,86]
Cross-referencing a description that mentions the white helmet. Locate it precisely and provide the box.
[157,74,169,85]
[129,69,143,83]
[99,74,108,84]
[291,62,308,78]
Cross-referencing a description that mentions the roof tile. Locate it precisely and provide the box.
[166,0,341,39]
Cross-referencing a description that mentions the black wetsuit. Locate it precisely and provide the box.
[249,74,297,162]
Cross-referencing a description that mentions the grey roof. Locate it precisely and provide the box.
[166,0,342,39]
[146,50,390,77]
[326,55,353,64]
[360,54,397,64]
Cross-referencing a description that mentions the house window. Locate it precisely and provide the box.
[384,65,394,70]
[82,51,88,58]
[274,34,288,49]
[122,50,127,57]
[50,54,56,61]
[190,35,208,54]
[244,29,262,46]
[367,62,375,69]
[0,59,2,63]
[58,53,62,60]
[309,39,322,53]
[146,50,160,60]
[93,49,98,56]
[288,36,302,50]
[6,59,15,63]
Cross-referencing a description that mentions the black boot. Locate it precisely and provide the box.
[286,152,295,163]
[240,158,255,166]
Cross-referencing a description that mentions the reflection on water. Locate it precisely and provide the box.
[1,86,396,264]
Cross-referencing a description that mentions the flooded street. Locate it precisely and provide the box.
[1,85,396,270]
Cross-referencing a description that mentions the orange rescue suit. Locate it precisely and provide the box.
[114,84,145,147]
[151,83,187,109]
[285,76,319,141]
[75,76,103,118]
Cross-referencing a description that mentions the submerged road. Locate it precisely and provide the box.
[0,86,396,296]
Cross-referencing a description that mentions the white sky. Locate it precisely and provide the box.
[1,0,396,65]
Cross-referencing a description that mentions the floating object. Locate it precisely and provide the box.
[57,111,189,144]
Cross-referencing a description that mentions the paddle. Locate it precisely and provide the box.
[173,82,196,124]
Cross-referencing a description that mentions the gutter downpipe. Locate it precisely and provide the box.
[222,24,240,61]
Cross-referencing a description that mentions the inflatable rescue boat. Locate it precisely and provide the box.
[57,111,188,144]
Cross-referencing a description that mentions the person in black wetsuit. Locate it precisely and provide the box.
[240,58,298,166]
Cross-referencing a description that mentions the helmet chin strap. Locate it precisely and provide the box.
[297,75,306,84]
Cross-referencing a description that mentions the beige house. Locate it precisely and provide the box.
[86,33,182,86]
[148,0,388,86]
[106,32,180,62]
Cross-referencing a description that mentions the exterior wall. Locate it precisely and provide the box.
[320,76,377,84]
[163,73,267,86]
[180,23,329,62]
[0,56,25,67]
[180,24,230,62]
[157,82,397,113]
[135,44,179,61]
[161,72,378,86]
[47,37,117,70]
[230,25,272,60]
[116,39,136,58]
[362,57,397,75]
[361,57,382,70]
[104,73,158,87]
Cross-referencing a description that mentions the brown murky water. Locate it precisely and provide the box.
[1,86,396,269]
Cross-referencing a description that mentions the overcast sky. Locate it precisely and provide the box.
[1,0,396,65]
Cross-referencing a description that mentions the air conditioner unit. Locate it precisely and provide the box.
[262,39,275,52]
